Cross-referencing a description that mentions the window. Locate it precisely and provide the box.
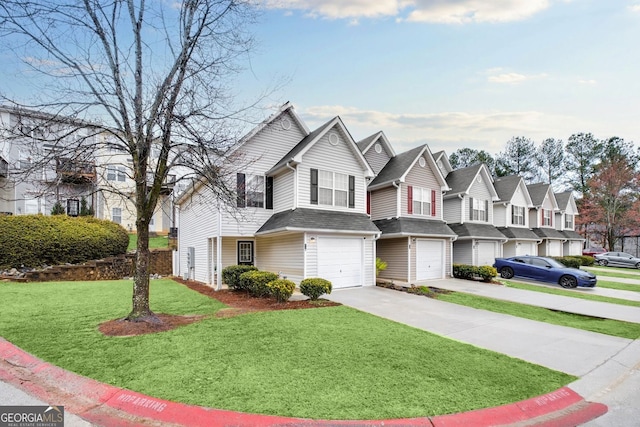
[512,206,525,225]
[107,165,116,181]
[67,199,79,217]
[112,207,122,224]
[542,208,552,226]
[311,169,355,208]
[237,241,254,265]
[409,187,434,216]
[471,198,487,221]
[236,173,266,208]
[107,165,126,182]
[565,214,574,229]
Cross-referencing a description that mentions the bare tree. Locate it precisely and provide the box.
[535,138,564,189]
[0,0,263,323]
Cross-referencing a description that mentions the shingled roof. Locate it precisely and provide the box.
[527,183,551,206]
[448,222,507,240]
[497,226,540,240]
[369,145,427,188]
[531,227,567,240]
[374,217,456,238]
[493,175,523,203]
[256,208,380,235]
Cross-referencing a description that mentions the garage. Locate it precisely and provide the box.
[416,239,444,280]
[317,237,363,289]
[516,241,537,256]
[477,241,497,266]
[548,240,563,257]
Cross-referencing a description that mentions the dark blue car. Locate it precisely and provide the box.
[493,256,597,288]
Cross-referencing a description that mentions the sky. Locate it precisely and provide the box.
[237,0,640,156]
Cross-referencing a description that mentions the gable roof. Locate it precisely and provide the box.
[432,150,453,176]
[175,102,306,205]
[267,116,374,178]
[357,131,396,157]
[444,163,498,200]
[255,208,380,235]
[554,191,578,213]
[526,183,558,209]
[493,175,533,206]
[368,145,448,191]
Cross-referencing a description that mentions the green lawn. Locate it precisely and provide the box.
[596,280,640,293]
[127,233,168,251]
[584,266,640,280]
[435,291,640,340]
[0,279,574,420]
[501,280,640,307]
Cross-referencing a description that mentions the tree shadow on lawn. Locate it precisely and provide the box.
[99,278,339,337]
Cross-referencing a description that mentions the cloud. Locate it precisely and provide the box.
[486,69,549,84]
[300,105,583,154]
[578,79,597,85]
[630,4,640,13]
[263,0,551,23]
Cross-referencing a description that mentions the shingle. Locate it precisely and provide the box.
[448,222,506,239]
[526,183,550,206]
[374,217,456,237]
[369,145,426,187]
[256,208,380,234]
[445,164,483,196]
[497,227,540,240]
[555,191,572,210]
[531,227,567,239]
[561,230,584,240]
[357,133,378,152]
[269,118,335,174]
[493,175,522,203]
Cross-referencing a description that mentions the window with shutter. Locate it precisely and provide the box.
[348,175,355,208]
[407,185,413,214]
[236,173,246,208]
[310,169,318,205]
[265,176,273,210]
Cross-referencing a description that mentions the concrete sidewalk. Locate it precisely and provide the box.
[426,278,640,323]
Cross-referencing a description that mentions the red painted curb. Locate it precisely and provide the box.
[0,339,607,426]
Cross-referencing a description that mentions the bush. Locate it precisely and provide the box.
[240,270,279,297]
[300,278,332,300]
[576,255,595,267]
[376,258,387,276]
[453,264,497,282]
[0,215,129,269]
[221,265,258,291]
[267,279,296,303]
[551,256,581,269]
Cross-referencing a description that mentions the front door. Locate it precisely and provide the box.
[237,241,254,265]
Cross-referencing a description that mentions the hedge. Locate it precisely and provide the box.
[0,215,129,269]
[452,264,497,282]
[221,265,258,291]
[267,279,296,303]
[240,270,279,297]
[551,256,581,269]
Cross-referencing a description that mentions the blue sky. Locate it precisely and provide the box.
[239,0,640,155]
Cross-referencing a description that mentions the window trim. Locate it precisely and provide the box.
[237,240,254,265]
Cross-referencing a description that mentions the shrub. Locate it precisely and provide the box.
[240,270,279,297]
[376,257,388,276]
[221,265,258,291]
[266,278,296,303]
[300,278,332,300]
[576,255,595,267]
[0,215,129,269]
[51,201,65,215]
[551,256,581,269]
[453,264,497,282]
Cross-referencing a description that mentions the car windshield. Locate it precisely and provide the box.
[546,258,566,268]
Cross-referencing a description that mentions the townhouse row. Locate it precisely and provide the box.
[174,103,584,289]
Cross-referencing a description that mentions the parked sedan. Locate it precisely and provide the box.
[493,256,597,288]
[594,252,640,269]
[582,247,606,257]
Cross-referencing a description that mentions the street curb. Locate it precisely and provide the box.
[0,338,607,426]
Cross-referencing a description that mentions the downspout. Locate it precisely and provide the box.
[392,180,400,218]
[286,161,297,209]
[216,204,223,290]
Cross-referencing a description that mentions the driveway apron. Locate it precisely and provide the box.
[326,286,631,377]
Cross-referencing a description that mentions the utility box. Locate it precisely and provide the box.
[186,247,195,270]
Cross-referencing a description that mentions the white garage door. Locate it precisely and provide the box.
[477,241,497,266]
[516,241,536,256]
[317,237,363,289]
[548,240,563,257]
[416,239,444,280]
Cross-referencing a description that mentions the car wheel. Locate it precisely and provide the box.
[598,259,608,266]
[559,275,578,289]
[500,267,514,279]
[636,262,640,269]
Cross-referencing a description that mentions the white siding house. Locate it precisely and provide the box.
[527,183,566,257]
[555,191,584,256]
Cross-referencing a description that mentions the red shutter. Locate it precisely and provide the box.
[541,208,544,226]
[407,185,413,214]
[550,210,553,227]
[431,190,436,216]
[366,192,371,215]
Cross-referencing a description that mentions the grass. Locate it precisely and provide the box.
[127,233,168,251]
[584,266,640,280]
[0,279,574,420]
[502,280,640,308]
[435,291,640,340]
[595,280,640,293]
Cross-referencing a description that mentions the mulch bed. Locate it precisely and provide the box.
[99,277,340,337]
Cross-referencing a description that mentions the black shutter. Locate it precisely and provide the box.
[265,176,273,210]
[485,200,489,222]
[310,169,318,205]
[511,205,515,224]
[469,197,474,220]
[236,173,246,208]
[348,175,355,208]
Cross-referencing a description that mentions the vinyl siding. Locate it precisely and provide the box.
[453,240,473,265]
[364,145,392,175]
[564,240,582,256]
[493,204,507,227]
[467,178,493,223]
[370,186,398,220]
[443,197,462,223]
[298,126,367,213]
[273,169,294,212]
[256,233,304,283]
[377,238,409,282]
[401,156,442,219]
